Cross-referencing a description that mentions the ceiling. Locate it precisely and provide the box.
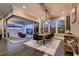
[0,3,76,24]
[45,3,73,17]
[13,3,46,19]
[0,3,75,19]
[13,3,73,19]
[8,16,33,24]
[0,3,12,18]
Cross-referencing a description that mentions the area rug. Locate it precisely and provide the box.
[24,39,61,56]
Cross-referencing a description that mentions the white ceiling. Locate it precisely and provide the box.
[13,3,46,19]
[0,3,74,18]
[13,3,73,18]
[0,3,12,18]
[45,3,73,16]
[0,3,77,24]
[8,16,33,24]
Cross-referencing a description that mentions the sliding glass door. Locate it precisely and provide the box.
[25,24,33,35]
[50,19,66,33]
[58,20,65,33]
[50,20,56,33]
[34,21,39,34]
[33,18,66,34]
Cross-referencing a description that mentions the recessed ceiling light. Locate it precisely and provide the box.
[71,8,75,13]
[22,6,26,9]
[62,11,65,14]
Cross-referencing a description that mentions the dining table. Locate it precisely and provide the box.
[37,33,50,36]
[37,33,51,45]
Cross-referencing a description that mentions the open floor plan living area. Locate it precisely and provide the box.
[0,3,79,56]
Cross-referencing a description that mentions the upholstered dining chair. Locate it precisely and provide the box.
[33,34,44,44]
[45,33,54,40]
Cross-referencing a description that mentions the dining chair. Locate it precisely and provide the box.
[33,34,44,44]
[45,33,54,40]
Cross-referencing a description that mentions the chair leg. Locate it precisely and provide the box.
[43,40,45,45]
[37,40,39,43]
[51,38,52,40]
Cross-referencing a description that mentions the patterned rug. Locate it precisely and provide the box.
[24,39,61,56]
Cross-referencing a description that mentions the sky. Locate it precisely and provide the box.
[50,20,63,28]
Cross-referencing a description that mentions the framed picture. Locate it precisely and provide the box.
[70,5,77,24]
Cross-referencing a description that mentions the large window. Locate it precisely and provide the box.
[50,19,65,33]
[50,20,56,33]
[8,24,23,29]
[33,19,66,34]
[7,23,23,37]
[25,24,33,35]
[34,21,39,33]
[58,20,65,33]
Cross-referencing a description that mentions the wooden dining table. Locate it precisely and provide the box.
[37,33,51,45]
[37,33,50,36]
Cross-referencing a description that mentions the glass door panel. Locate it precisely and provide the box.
[50,20,56,33]
[34,21,39,34]
[58,20,65,33]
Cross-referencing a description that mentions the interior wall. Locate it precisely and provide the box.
[71,19,79,36]
[70,6,79,37]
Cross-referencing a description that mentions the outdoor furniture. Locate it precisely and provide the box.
[18,32,26,38]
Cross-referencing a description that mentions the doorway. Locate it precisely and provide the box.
[7,15,33,43]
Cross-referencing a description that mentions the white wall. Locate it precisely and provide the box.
[71,19,79,36]
[70,6,79,37]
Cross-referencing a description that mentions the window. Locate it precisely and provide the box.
[58,20,65,33]
[50,20,56,33]
[8,24,23,28]
[50,19,65,33]
[34,21,39,33]
[25,24,33,35]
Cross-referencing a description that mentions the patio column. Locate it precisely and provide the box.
[33,20,34,34]
[2,18,8,39]
[56,20,58,34]
[65,19,66,33]
[48,19,50,33]
[5,20,8,39]
[39,19,41,34]
[2,19,4,39]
